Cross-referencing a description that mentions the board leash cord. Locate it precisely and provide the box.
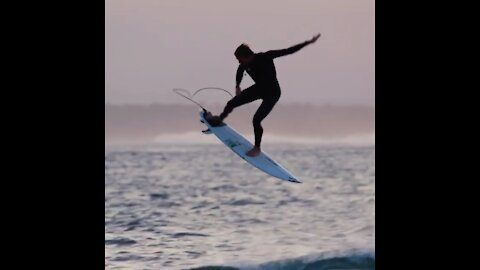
[172,87,233,112]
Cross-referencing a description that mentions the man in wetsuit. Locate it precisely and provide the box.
[206,33,321,157]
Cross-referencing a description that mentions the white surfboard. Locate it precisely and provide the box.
[199,110,300,183]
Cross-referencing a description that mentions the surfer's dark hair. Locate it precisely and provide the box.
[235,44,254,57]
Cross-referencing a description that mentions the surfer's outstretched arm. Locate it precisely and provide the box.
[265,33,321,59]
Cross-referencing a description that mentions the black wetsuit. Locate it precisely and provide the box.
[219,41,310,147]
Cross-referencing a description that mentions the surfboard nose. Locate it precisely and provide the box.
[289,177,302,183]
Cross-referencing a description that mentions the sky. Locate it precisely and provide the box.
[105,0,375,106]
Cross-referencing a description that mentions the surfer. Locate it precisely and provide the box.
[206,33,321,157]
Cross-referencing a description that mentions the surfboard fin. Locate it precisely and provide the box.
[202,129,212,134]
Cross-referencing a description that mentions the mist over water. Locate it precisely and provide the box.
[150,132,375,146]
[105,103,375,146]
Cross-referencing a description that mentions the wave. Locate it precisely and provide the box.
[186,250,375,270]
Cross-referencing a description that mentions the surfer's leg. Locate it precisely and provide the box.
[219,84,261,120]
[246,97,279,157]
[252,94,280,149]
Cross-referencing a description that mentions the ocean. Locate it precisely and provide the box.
[105,142,375,270]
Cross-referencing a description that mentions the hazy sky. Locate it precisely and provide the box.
[105,0,374,106]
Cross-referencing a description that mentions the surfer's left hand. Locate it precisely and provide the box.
[307,33,321,45]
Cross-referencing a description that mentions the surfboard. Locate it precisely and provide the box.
[199,110,301,183]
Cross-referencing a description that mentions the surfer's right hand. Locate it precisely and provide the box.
[235,86,241,96]
[307,33,321,45]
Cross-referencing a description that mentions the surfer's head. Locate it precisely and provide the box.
[235,43,254,65]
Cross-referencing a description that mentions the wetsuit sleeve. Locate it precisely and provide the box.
[236,65,245,86]
[264,41,309,59]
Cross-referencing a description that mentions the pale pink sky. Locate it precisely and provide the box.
[105,0,375,105]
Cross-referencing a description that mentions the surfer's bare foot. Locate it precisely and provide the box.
[246,146,261,157]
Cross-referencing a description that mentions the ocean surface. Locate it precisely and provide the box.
[105,142,375,269]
